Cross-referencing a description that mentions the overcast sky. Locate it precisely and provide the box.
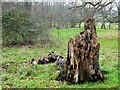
[1,0,119,2]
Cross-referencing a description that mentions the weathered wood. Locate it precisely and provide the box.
[56,18,104,83]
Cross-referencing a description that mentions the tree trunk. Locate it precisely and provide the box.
[78,22,82,28]
[101,22,106,29]
[118,22,120,30]
[118,2,120,30]
[109,23,111,29]
[56,18,104,84]
[118,8,120,30]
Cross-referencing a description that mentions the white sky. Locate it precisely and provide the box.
[1,0,119,2]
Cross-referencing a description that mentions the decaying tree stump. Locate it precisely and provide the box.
[56,18,104,83]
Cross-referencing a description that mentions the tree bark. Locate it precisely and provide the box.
[56,18,104,84]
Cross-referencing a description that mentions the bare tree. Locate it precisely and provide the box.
[100,7,108,29]
[103,1,120,30]
[68,0,113,27]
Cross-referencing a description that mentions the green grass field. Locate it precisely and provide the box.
[1,28,119,88]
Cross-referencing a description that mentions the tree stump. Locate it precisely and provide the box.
[56,18,104,83]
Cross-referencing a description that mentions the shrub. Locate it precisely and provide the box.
[2,8,50,47]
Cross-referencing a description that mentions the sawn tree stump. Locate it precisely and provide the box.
[56,18,104,84]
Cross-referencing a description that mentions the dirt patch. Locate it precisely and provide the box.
[98,34,118,39]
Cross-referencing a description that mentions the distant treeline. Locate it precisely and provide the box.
[2,1,119,46]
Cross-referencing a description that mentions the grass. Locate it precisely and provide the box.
[1,28,119,88]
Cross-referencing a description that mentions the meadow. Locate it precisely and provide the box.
[1,27,119,88]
